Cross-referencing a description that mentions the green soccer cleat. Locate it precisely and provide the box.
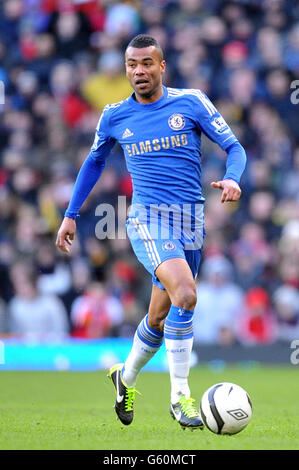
[108,363,138,426]
[170,395,204,430]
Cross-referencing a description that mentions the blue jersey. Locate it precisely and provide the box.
[65,85,246,287]
[90,85,238,207]
[65,85,246,220]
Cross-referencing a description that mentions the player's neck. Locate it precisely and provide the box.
[134,85,164,104]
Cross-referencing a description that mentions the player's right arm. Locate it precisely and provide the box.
[56,109,115,254]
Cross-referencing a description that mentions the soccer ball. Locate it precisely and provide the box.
[200,382,252,435]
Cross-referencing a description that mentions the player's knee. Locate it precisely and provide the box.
[172,283,197,311]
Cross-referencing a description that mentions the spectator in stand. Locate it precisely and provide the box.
[8,262,69,337]
[81,49,133,111]
[35,240,72,296]
[236,287,277,345]
[70,281,123,338]
[193,256,244,345]
[273,285,299,343]
[278,220,299,288]
[284,22,299,72]
[230,221,275,290]
[61,257,93,318]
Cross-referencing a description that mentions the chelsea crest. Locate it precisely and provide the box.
[168,113,186,131]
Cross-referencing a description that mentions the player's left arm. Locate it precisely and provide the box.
[193,91,246,203]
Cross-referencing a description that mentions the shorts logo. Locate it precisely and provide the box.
[162,241,176,251]
[168,114,185,131]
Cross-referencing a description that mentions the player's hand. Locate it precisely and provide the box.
[55,217,76,254]
[210,179,242,203]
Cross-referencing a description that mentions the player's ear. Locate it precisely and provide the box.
[160,60,166,75]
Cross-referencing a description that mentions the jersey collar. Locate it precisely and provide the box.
[128,85,168,109]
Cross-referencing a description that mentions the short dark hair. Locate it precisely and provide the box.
[126,34,163,58]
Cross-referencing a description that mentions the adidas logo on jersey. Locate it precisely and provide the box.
[122,128,134,139]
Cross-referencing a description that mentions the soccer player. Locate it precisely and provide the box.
[56,35,246,430]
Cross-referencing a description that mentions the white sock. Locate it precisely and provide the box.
[164,305,194,404]
[122,314,163,387]
[165,336,193,404]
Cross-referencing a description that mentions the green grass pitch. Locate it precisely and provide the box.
[0,366,298,450]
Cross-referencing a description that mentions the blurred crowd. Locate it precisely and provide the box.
[0,0,299,347]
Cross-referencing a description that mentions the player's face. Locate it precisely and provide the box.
[125,46,166,101]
